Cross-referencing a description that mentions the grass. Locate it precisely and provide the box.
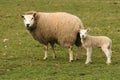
[0,0,120,80]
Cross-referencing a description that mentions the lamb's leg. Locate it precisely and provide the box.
[85,47,92,64]
[50,43,56,59]
[43,45,48,60]
[102,46,112,65]
[108,49,112,64]
[75,46,82,60]
[68,46,73,62]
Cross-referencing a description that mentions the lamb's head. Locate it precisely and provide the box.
[79,29,89,39]
[21,12,38,30]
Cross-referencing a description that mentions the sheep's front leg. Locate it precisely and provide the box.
[50,43,56,59]
[68,46,73,62]
[43,45,48,60]
[85,47,92,64]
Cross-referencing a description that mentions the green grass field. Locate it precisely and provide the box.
[0,0,120,80]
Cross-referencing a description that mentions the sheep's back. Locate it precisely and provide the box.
[35,12,83,47]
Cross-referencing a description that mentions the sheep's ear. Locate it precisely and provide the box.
[33,13,36,17]
[21,15,24,18]
[33,13,39,20]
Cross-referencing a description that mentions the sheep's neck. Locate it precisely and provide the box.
[29,22,37,32]
[28,26,36,32]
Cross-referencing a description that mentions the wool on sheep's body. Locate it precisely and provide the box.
[22,11,84,62]
[31,12,83,48]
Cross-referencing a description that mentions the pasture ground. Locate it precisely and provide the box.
[0,0,120,80]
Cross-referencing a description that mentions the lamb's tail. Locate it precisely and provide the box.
[108,40,112,49]
[75,23,84,47]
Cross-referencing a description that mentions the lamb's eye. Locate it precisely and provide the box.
[23,18,26,21]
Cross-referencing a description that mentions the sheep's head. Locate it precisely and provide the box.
[79,29,90,39]
[21,12,37,30]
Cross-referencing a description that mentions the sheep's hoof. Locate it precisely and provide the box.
[85,61,92,64]
[53,56,57,59]
[69,60,73,62]
[85,62,89,64]
[75,57,80,60]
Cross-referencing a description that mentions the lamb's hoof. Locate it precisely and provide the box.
[85,61,92,64]
[106,62,111,65]
[69,60,73,62]
[43,57,47,60]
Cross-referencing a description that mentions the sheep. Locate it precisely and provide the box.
[21,11,84,62]
[79,29,112,65]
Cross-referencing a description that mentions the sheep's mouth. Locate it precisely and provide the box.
[26,26,30,30]
[26,26,36,31]
[26,25,32,30]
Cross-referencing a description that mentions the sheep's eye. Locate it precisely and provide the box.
[31,18,34,20]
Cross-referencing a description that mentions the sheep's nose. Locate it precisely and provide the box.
[26,24,30,28]
[82,35,84,38]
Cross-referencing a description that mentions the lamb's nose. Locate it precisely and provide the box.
[82,35,84,38]
[26,24,30,28]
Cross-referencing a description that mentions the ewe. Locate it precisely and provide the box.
[79,29,112,64]
[21,11,84,62]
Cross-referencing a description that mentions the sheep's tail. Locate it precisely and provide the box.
[75,23,84,47]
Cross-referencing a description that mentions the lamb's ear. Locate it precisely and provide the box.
[33,13,39,20]
[87,28,90,32]
[21,15,24,18]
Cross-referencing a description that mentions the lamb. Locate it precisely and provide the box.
[21,11,84,62]
[79,29,112,65]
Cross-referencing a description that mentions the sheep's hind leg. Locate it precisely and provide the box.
[85,47,92,64]
[43,45,48,60]
[50,43,56,59]
[75,46,82,60]
[68,46,73,62]
[102,46,111,65]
